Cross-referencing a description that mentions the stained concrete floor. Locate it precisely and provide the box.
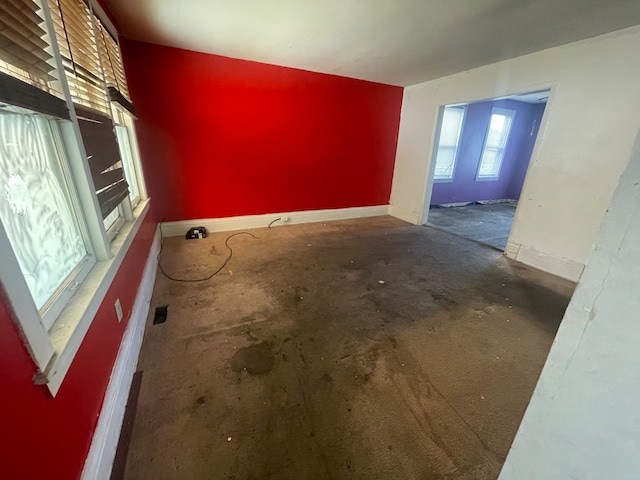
[427,203,517,251]
[123,216,575,480]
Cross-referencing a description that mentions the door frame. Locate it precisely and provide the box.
[418,85,557,252]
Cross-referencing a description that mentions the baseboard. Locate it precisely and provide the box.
[160,205,390,237]
[432,201,473,208]
[505,241,584,282]
[81,229,160,480]
[388,204,421,225]
[476,199,517,205]
[431,199,517,208]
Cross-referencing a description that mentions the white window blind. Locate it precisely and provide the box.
[0,0,62,97]
[477,108,515,179]
[434,106,465,180]
[48,0,109,114]
[95,19,129,101]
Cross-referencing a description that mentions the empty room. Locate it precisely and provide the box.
[427,91,548,251]
[1,1,639,480]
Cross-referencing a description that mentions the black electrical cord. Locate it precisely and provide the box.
[157,222,258,282]
[267,217,282,228]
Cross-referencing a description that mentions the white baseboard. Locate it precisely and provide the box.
[505,241,584,282]
[431,199,517,208]
[434,201,473,208]
[81,229,160,480]
[160,205,390,237]
[388,204,421,224]
[476,199,518,205]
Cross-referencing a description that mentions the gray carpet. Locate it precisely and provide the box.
[122,216,573,480]
[427,203,517,251]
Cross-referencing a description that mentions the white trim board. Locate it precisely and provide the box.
[505,241,584,282]
[160,205,390,237]
[389,204,421,225]
[434,199,517,208]
[81,228,160,480]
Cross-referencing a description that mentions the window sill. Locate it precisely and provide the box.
[42,199,150,395]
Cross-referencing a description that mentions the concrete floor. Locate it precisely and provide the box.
[427,203,517,251]
[123,216,574,480]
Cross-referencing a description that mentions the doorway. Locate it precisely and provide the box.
[425,90,549,251]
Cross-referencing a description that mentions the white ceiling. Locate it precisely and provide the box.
[105,0,640,86]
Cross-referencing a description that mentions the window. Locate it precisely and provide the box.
[477,108,515,180]
[0,0,148,394]
[433,106,465,181]
[0,109,95,330]
[103,203,123,232]
[112,105,144,206]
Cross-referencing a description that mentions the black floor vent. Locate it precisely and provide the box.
[153,306,168,325]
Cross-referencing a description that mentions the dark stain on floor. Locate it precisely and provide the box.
[124,216,575,480]
[230,342,275,375]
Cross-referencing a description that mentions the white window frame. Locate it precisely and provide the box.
[111,104,146,208]
[40,115,98,330]
[0,0,149,395]
[0,108,100,331]
[433,105,466,182]
[476,107,516,181]
[103,202,126,240]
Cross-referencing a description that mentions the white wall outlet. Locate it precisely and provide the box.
[281,216,290,223]
[114,298,123,323]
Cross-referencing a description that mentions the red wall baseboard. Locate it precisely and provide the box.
[121,40,404,222]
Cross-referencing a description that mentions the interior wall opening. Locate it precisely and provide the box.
[424,90,550,251]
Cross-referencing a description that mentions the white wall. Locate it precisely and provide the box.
[390,26,640,281]
[498,132,640,479]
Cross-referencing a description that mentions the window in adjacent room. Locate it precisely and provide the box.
[477,108,516,180]
[433,105,466,181]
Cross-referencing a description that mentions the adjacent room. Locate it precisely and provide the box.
[1,2,639,480]
[427,91,548,250]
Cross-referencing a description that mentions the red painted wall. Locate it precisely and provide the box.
[0,214,156,480]
[120,40,404,221]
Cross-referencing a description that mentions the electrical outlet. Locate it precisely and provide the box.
[281,216,290,223]
[114,298,123,323]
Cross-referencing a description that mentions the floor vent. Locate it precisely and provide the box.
[153,306,168,325]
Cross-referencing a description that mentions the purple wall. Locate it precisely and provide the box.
[430,99,546,206]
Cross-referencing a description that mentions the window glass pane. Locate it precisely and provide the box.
[0,111,87,309]
[477,109,515,179]
[434,147,456,178]
[486,114,510,147]
[115,125,139,202]
[103,206,120,230]
[434,106,465,180]
[439,108,464,147]
[478,148,501,177]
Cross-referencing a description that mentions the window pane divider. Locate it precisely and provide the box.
[39,0,111,260]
